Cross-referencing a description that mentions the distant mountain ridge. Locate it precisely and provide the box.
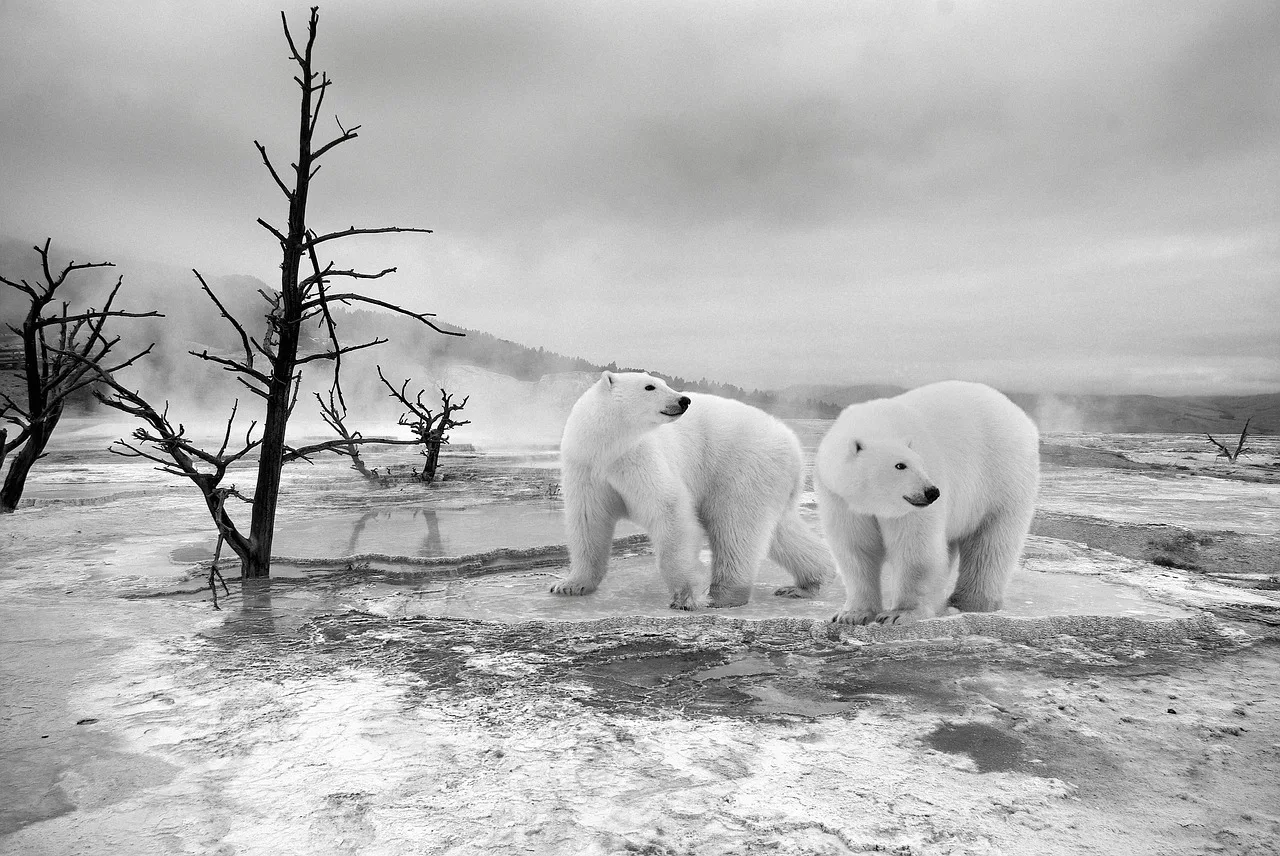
[780,383,1278,435]
[4,308,1275,433]
[349,310,1277,433]
[3,237,1274,434]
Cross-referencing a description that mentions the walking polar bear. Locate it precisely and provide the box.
[815,381,1039,625]
[552,371,834,610]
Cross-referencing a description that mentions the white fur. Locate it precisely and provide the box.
[554,371,834,610]
[814,380,1040,625]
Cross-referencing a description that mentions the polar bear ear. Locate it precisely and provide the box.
[853,440,863,454]
[601,370,615,387]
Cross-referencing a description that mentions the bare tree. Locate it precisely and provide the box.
[1206,417,1252,463]
[0,240,159,512]
[82,6,461,577]
[314,387,420,480]
[377,365,470,483]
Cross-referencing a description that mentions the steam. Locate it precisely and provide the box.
[1030,396,1095,435]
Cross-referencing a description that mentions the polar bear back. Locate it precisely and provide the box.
[655,393,805,504]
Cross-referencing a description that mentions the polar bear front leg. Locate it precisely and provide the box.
[819,489,885,625]
[650,495,708,610]
[877,519,949,625]
[830,540,886,625]
[551,477,622,596]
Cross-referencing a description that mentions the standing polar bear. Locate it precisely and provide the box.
[815,381,1039,625]
[553,371,834,610]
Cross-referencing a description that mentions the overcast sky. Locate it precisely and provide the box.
[2,0,1277,395]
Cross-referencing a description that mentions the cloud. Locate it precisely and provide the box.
[1,0,1277,395]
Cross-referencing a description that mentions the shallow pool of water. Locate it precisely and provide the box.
[252,535,1193,626]
[170,500,642,563]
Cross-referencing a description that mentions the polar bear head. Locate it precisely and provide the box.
[595,370,690,428]
[817,434,940,518]
[561,371,691,463]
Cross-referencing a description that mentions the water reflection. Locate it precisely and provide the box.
[345,508,445,556]
[237,579,278,635]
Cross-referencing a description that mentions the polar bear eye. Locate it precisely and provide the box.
[895,463,907,470]
[644,384,656,391]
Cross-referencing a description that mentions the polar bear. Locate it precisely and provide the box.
[552,371,834,610]
[814,381,1039,625]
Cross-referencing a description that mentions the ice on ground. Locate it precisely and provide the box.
[305,537,1196,626]
[1038,469,1280,535]
[5,427,1280,855]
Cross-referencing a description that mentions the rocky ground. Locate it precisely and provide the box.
[2,432,1279,855]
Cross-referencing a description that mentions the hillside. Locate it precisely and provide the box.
[779,383,1278,435]
[4,309,1276,435]
[3,236,1275,435]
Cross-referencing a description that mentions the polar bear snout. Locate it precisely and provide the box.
[661,396,691,418]
[904,485,941,507]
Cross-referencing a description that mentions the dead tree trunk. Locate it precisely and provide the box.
[75,6,461,580]
[0,414,56,511]
[1206,417,1252,464]
[377,366,469,483]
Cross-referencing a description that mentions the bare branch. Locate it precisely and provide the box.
[256,217,288,245]
[1233,417,1252,460]
[193,270,260,369]
[298,265,396,288]
[282,435,419,465]
[0,392,30,424]
[45,343,156,411]
[0,275,41,300]
[302,235,347,403]
[35,238,115,295]
[1204,433,1231,456]
[235,377,271,400]
[312,122,360,161]
[294,337,387,366]
[190,349,273,384]
[33,307,161,329]
[2,424,31,455]
[280,9,305,64]
[304,225,434,250]
[1206,417,1254,463]
[301,292,464,337]
[309,74,331,139]
[254,140,294,200]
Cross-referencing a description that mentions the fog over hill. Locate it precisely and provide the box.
[3,239,1275,438]
[783,383,1278,436]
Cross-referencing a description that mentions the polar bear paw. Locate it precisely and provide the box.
[948,592,1003,613]
[774,584,820,599]
[709,583,751,608]
[549,579,597,596]
[872,607,932,625]
[669,588,708,611]
[830,609,879,625]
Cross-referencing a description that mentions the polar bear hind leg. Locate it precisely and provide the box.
[769,509,835,598]
[948,505,1033,612]
[703,514,774,608]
